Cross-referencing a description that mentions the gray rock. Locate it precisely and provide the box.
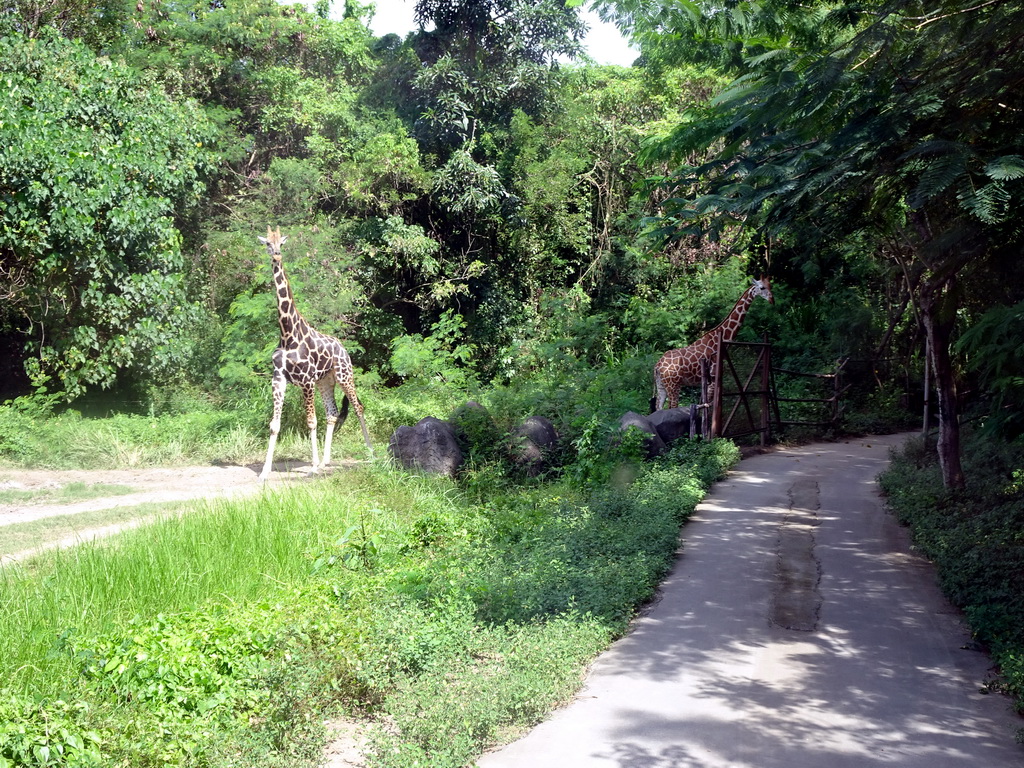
[388,417,463,477]
[510,416,560,475]
[618,411,667,459]
[648,406,702,445]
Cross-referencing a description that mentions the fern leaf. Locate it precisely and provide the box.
[984,155,1024,181]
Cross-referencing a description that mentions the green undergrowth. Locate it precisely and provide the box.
[0,438,739,768]
[879,430,1024,737]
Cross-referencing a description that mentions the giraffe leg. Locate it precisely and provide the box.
[302,386,320,471]
[259,371,287,482]
[668,382,680,410]
[318,378,340,470]
[654,368,668,411]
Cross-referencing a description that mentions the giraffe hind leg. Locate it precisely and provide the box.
[338,378,372,453]
[318,380,342,470]
[653,368,669,411]
[302,386,320,471]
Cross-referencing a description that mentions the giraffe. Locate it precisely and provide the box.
[257,226,372,481]
[652,276,774,411]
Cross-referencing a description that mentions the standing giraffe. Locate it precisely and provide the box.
[653,276,774,411]
[258,226,372,481]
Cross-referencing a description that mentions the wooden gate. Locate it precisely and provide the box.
[709,332,773,445]
[686,334,847,443]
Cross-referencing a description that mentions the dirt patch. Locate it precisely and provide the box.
[0,461,366,528]
[322,718,371,767]
[0,460,364,565]
[0,465,260,527]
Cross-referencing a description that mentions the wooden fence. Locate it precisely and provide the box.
[686,333,849,442]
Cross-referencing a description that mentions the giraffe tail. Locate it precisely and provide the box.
[338,395,350,428]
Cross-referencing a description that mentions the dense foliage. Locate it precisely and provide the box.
[0,24,216,398]
[2,0,1024,761]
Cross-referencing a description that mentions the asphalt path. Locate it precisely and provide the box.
[478,433,1024,767]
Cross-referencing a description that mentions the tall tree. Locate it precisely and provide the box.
[620,0,1024,488]
[412,0,587,152]
[0,22,217,398]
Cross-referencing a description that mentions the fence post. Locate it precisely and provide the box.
[700,357,711,440]
[761,333,771,446]
[711,330,724,438]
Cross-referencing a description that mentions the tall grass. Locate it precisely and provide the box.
[0,398,377,469]
[0,480,379,694]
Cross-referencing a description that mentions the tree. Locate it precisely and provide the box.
[411,0,587,153]
[0,22,217,398]
[620,0,1024,488]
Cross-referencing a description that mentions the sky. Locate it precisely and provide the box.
[364,1,639,67]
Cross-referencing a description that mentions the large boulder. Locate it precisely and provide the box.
[648,406,702,445]
[510,415,560,476]
[388,417,463,477]
[618,411,667,459]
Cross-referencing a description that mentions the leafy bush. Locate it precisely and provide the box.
[958,299,1024,438]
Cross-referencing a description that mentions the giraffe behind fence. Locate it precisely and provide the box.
[653,276,774,411]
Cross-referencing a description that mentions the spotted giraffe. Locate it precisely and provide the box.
[653,276,774,411]
[258,226,372,481]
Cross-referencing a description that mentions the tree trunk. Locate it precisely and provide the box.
[920,274,965,490]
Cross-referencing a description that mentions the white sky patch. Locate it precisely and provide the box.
[361,0,639,67]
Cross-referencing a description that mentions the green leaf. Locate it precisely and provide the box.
[984,155,1024,181]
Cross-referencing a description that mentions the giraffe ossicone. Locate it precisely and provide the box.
[653,276,774,411]
[258,226,372,481]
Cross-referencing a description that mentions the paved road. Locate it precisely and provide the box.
[478,433,1024,767]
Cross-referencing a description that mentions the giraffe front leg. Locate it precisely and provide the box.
[259,372,287,482]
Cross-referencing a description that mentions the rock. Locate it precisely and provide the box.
[618,411,667,459]
[388,417,463,477]
[648,406,702,444]
[510,416,560,475]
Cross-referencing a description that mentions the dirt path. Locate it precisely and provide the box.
[0,465,262,527]
[0,461,364,566]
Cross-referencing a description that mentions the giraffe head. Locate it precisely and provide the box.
[752,275,774,305]
[257,226,288,262]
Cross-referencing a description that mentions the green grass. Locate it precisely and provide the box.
[0,481,373,693]
[0,439,739,768]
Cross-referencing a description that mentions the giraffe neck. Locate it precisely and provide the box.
[272,260,306,342]
[705,285,756,346]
